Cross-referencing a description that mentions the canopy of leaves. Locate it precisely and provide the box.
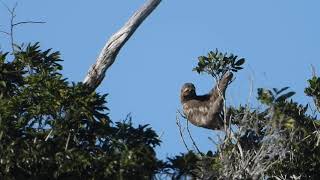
[0,43,164,179]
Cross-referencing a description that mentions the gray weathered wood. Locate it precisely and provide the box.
[83,0,161,90]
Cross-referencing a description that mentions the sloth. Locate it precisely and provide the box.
[180,72,233,130]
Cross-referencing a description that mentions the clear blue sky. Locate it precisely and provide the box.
[1,0,319,159]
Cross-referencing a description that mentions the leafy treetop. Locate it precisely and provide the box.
[0,43,165,179]
[193,49,245,80]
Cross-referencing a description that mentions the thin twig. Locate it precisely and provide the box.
[231,131,244,159]
[311,64,316,77]
[9,3,18,52]
[177,109,187,119]
[208,136,219,147]
[246,73,254,106]
[186,119,202,154]
[65,132,71,151]
[176,111,190,151]
[1,2,45,53]
[0,30,10,35]
[12,21,45,26]
[45,129,53,141]
[0,0,13,13]
[158,130,165,140]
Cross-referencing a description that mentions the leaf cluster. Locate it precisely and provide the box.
[166,151,220,180]
[193,49,245,79]
[305,76,320,109]
[257,87,295,106]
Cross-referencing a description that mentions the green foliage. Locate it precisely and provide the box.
[305,76,320,109]
[193,49,245,79]
[167,151,199,179]
[305,76,320,98]
[0,43,164,179]
[167,151,221,180]
[257,87,295,105]
[264,89,320,178]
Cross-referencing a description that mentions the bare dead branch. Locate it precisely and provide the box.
[83,0,161,90]
[0,30,10,35]
[177,109,187,119]
[0,1,16,14]
[186,120,202,154]
[1,1,45,53]
[4,2,19,53]
[176,111,190,151]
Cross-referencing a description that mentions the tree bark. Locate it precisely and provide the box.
[83,0,161,90]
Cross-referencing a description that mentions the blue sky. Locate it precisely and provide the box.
[1,0,319,159]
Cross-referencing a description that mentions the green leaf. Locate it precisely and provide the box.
[0,52,8,63]
[234,58,245,66]
[234,67,243,70]
[277,87,289,95]
[276,91,295,102]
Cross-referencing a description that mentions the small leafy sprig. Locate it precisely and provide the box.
[193,49,245,80]
[257,87,295,106]
[305,76,320,110]
[305,76,320,97]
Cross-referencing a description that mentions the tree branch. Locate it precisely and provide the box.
[83,0,161,90]
[1,2,45,53]
[186,119,202,154]
[12,21,45,27]
[176,111,190,151]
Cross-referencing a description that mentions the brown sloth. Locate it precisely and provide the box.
[180,72,233,130]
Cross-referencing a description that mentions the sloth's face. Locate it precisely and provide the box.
[181,83,196,98]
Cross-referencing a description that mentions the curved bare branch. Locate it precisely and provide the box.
[83,0,162,90]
